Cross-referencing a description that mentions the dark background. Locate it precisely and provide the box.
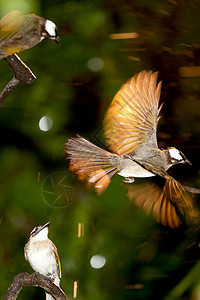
[0,0,200,299]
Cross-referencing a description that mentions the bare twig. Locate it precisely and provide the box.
[0,54,36,107]
[4,272,68,300]
[0,76,20,107]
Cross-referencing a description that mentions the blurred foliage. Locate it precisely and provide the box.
[0,0,200,299]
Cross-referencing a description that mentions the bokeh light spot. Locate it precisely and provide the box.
[90,254,106,269]
[87,57,104,72]
[39,116,53,131]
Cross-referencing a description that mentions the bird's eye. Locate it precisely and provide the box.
[30,227,38,234]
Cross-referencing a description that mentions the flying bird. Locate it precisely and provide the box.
[0,10,59,59]
[24,222,61,300]
[65,70,199,228]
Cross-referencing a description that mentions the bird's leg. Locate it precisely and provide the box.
[123,177,135,183]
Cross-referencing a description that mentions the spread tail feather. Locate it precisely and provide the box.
[65,135,119,194]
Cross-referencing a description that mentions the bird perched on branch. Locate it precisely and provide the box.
[0,10,59,59]
[65,71,200,228]
[24,222,61,300]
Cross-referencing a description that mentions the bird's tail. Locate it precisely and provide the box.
[46,277,60,300]
[46,293,55,300]
[65,135,119,194]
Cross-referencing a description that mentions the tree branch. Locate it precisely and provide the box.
[0,54,36,108]
[0,76,20,107]
[3,272,68,300]
[4,54,36,84]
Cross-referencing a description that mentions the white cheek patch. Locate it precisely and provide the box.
[45,20,56,37]
[169,148,183,161]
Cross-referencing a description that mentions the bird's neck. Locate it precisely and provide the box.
[32,229,48,242]
[161,149,174,170]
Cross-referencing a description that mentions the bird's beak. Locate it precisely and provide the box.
[185,158,192,165]
[42,221,50,229]
[54,36,60,45]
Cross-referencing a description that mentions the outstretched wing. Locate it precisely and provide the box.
[104,70,163,155]
[127,178,199,228]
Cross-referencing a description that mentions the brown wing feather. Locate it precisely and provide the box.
[65,136,119,195]
[0,11,27,58]
[0,11,24,41]
[51,241,61,280]
[103,70,162,155]
[128,178,199,228]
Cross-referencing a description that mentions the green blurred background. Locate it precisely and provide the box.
[0,0,200,299]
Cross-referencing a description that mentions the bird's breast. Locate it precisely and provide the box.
[117,158,155,178]
[25,240,58,278]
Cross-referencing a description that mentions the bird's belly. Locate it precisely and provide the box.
[118,164,155,178]
[27,246,57,278]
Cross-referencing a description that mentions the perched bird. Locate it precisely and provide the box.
[65,70,200,228]
[0,10,59,59]
[24,221,61,300]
